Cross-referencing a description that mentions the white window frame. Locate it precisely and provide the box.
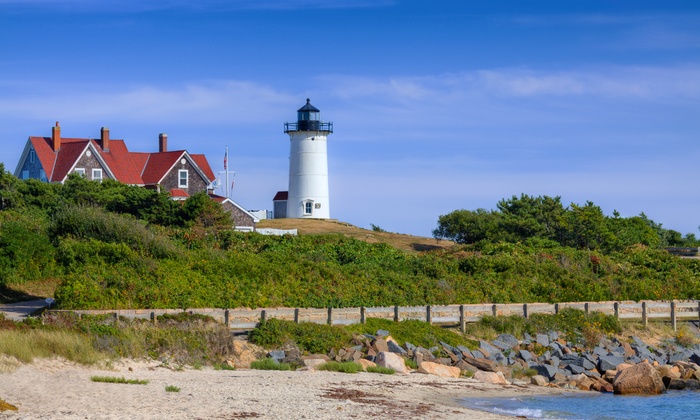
[74,168,86,177]
[179,170,188,188]
[304,201,313,215]
[92,168,103,182]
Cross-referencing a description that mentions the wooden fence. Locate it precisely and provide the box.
[45,300,700,332]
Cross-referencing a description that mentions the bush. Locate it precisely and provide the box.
[317,361,362,373]
[366,365,395,375]
[249,319,352,354]
[250,358,292,371]
[347,318,478,350]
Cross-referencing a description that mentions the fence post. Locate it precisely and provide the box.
[671,301,677,332]
[554,303,559,315]
[360,306,366,324]
[150,311,156,324]
[698,301,700,324]
[492,304,497,317]
[459,305,466,333]
[223,309,229,327]
[584,302,590,315]
[426,305,432,324]
[394,305,399,322]
[261,310,267,323]
[614,302,619,319]
[523,304,528,319]
[642,302,647,327]
[327,307,333,325]
[294,308,299,324]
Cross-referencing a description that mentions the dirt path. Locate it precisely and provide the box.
[0,299,49,321]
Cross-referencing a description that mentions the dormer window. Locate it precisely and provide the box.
[179,170,188,188]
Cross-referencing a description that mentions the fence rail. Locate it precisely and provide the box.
[45,299,700,332]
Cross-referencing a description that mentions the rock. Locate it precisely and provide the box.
[590,377,614,393]
[496,334,519,349]
[376,329,390,337]
[519,350,533,362]
[376,351,408,374]
[491,339,512,351]
[471,350,485,359]
[620,342,636,358]
[531,375,548,386]
[598,355,625,373]
[357,359,377,371]
[574,375,595,390]
[267,350,285,363]
[462,355,497,372]
[536,334,550,347]
[229,340,267,369]
[480,341,501,358]
[372,338,389,353]
[567,364,586,375]
[657,365,681,381]
[456,360,479,374]
[473,370,508,384]
[387,340,407,355]
[457,346,473,358]
[531,364,558,380]
[613,362,666,395]
[666,379,700,391]
[418,361,460,378]
[302,358,328,368]
[404,342,417,352]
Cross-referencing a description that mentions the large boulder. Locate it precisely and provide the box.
[473,370,508,384]
[418,361,460,378]
[376,351,408,374]
[462,355,497,372]
[357,359,377,371]
[613,362,666,395]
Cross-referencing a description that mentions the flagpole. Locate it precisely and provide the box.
[225,146,229,199]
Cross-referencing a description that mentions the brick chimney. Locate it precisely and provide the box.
[52,121,61,151]
[101,127,110,152]
[159,133,167,153]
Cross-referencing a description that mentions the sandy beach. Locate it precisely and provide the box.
[0,358,577,419]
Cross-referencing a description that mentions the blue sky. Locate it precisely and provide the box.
[1,0,699,237]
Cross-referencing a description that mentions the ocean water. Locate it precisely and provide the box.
[462,391,700,419]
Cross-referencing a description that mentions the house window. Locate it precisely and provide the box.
[304,201,313,215]
[179,170,188,188]
[92,168,103,182]
[21,170,29,180]
[29,150,36,163]
[74,168,85,177]
[39,169,47,182]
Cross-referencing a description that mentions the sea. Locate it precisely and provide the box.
[462,391,700,419]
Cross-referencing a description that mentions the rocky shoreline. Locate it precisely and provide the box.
[240,328,700,395]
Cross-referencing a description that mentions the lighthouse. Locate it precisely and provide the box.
[283,98,333,219]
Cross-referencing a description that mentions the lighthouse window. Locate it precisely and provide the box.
[305,202,313,215]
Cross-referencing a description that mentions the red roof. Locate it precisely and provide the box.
[169,189,189,198]
[273,191,288,201]
[24,130,215,188]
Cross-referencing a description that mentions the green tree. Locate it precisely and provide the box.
[433,208,501,244]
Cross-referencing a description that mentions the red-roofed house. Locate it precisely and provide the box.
[14,123,216,198]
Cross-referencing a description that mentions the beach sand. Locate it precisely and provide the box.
[0,358,574,419]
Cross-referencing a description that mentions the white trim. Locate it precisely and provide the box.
[92,168,103,182]
[74,168,86,177]
[155,151,212,186]
[59,142,114,183]
[13,139,33,178]
[178,169,188,188]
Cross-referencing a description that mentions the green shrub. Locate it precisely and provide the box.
[317,361,362,373]
[90,376,148,385]
[366,365,395,375]
[250,358,292,371]
[165,385,181,392]
[347,318,478,350]
[249,319,352,354]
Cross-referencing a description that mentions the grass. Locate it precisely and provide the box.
[165,385,181,392]
[0,329,106,364]
[249,358,292,371]
[90,376,149,385]
[366,366,395,375]
[317,361,362,373]
[256,218,454,254]
[347,318,479,350]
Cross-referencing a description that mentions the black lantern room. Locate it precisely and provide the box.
[284,98,333,133]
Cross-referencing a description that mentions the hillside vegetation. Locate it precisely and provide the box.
[0,164,698,309]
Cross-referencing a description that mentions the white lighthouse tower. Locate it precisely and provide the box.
[284,98,333,219]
